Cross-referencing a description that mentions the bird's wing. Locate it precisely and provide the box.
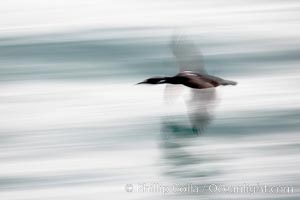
[170,33,207,75]
[166,33,217,135]
[187,88,217,135]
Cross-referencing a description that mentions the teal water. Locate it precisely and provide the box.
[0,16,300,200]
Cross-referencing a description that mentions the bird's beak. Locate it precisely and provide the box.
[136,81,146,85]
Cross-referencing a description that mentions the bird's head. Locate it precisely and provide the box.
[136,77,167,85]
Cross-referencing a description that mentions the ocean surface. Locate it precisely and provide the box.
[0,1,300,199]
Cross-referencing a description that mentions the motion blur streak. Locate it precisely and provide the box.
[0,0,300,199]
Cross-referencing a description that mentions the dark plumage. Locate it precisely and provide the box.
[137,71,237,89]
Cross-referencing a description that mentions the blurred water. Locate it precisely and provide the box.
[1,1,300,199]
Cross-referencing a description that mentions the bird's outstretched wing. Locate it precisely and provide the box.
[170,33,207,75]
[187,88,217,135]
[168,33,216,135]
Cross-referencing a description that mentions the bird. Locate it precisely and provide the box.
[137,33,237,135]
[136,70,237,89]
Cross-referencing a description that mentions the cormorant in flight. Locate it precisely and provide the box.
[136,70,237,89]
[137,33,237,135]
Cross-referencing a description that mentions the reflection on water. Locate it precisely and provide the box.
[161,84,219,182]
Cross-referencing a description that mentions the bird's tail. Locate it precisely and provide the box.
[221,79,238,86]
